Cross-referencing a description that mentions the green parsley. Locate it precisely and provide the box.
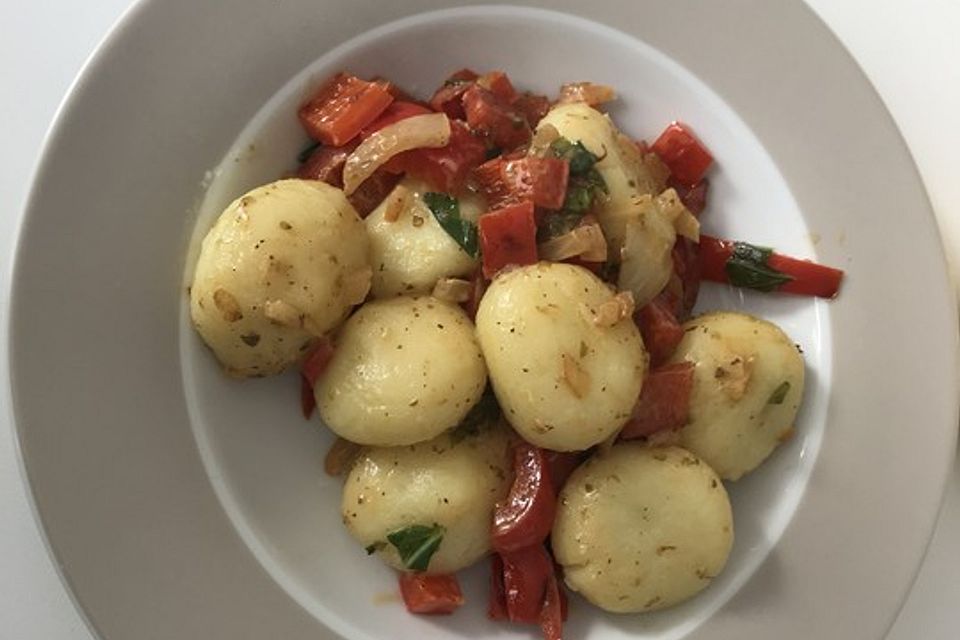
[767,381,791,405]
[450,387,500,444]
[549,137,608,214]
[386,524,445,572]
[725,242,794,292]
[423,192,479,258]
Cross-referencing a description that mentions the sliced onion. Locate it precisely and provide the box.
[617,197,676,308]
[538,223,608,263]
[656,188,700,241]
[558,82,616,106]
[528,123,561,157]
[588,291,636,328]
[432,277,472,303]
[342,113,451,195]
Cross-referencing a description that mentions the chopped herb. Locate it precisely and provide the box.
[297,141,321,164]
[386,524,445,572]
[423,192,479,258]
[537,211,585,242]
[725,242,795,292]
[450,387,500,444]
[365,541,386,555]
[768,381,791,405]
[549,137,608,214]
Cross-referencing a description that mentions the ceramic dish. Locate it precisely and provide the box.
[8,2,958,639]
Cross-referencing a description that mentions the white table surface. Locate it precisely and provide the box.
[1,1,957,638]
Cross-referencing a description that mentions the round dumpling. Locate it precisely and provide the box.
[316,295,487,446]
[365,178,483,298]
[342,424,511,574]
[671,311,805,480]
[475,263,646,451]
[552,444,733,613]
[190,179,371,377]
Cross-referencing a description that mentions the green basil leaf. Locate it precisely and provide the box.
[537,211,584,242]
[725,242,794,292]
[386,524,445,572]
[450,387,500,444]
[423,192,479,258]
[550,138,598,175]
[297,141,321,164]
[767,381,791,405]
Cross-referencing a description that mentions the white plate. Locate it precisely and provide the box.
[8,2,958,640]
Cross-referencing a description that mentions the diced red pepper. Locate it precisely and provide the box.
[300,339,334,419]
[474,156,569,210]
[428,68,479,120]
[492,443,557,553]
[297,142,357,186]
[542,450,583,493]
[699,235,845,298]
[398,573,464,615]
[477,71,518,103]
[669,178,709,217]
[463,85,531,151]
[359,101,433,139]
[651,122,713,187]
[635,298,685,367]
[298,73,394,146]
[673,237,702,320]
[478,201,539,279]
[491,545,566,640]
[513,92,551,128]
[620,362,695,439]
[386,120,487,193]
[346,169,401,217]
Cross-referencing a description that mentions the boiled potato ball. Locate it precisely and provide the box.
[190,179,371,377]
[342,424,511,574]
[476,263,646,451]
[670,311,805,481]
[316,295,487,446]
[552,444,733,613]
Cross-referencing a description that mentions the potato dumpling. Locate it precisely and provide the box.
[365,178,483,298]
[316,295,487,446]
[670,311,805,480]
[476,263,646,451]
[190,179,371,377]
[342,424,511,574]
[538,103,668,251]
[552,444,733,613]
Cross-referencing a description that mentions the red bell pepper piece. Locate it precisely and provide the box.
[492,443,557,553]
[513,92,551,128]
[460,268,487,321]
[346,169,401,218]
[651,122,713,187]
[490,545,566,640]
[673,237,702,320]
[398,573,464,615]
[300,339,334,419]
[298,73,394,146]
[477,70,518,103]
[620,362,695,439]
[475,156,569,210]
[386,120,487,193]
[463,85,531,150]
[699,235,845,298]
[669,178,710,217]
[359,101,433,139]
[478,201,539,279]
[542,450,583,493]
[428,68,479,120]
[297,142,357,186]
[635,298,685,367]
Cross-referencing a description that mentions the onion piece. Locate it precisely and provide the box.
[656,188,700,241]
[527,123,561,158]
[558,82,616,106]
[432,277,472,303]
[538,223,608,263]
[342,113,451,195]
[585,291,636,328]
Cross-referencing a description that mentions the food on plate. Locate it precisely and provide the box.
[669,311,805,480]
[553,444,733,612]
[188,67,845,637]
[315,295,487,446]
[342,422,511,573]
[476,262,646,451]
[365,178,483,297]
[190,179,371,376]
